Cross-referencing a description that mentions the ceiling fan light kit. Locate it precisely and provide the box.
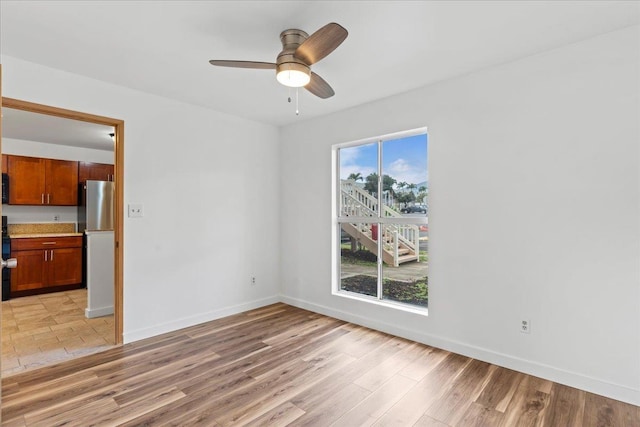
[276,63,311,87]
[209,22,348,101]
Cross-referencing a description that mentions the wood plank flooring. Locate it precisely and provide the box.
[1,303,638,426]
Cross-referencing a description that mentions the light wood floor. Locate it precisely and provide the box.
[1,289,115,377]
[1,303,638,426]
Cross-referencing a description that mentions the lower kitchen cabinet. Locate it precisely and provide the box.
[10,236,83,295]
[47,247,83,287]
[9,249,46,291]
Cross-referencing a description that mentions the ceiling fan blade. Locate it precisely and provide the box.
[305,72,335,99]
[295,23,348,65]
[209,60,276,69]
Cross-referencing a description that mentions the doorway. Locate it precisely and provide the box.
[0,97,124,376]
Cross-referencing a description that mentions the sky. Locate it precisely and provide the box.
[340,133,428,186]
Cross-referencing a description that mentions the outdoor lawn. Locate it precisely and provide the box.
[340,247,428,308]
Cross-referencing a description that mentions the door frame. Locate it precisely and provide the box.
[1,96,125,345]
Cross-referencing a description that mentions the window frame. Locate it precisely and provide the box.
[332,127,429,314]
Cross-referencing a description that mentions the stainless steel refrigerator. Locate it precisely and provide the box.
[78,180,115,318]
[78,180,115,232]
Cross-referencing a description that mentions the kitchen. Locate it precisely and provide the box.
[1,107,116,376]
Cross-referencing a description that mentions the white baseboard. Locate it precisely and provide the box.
[85,306,114,319]
[123,296,280,344]
[280,295,640,406]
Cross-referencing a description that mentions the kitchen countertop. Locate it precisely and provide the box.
[9,233,83,239]
[7,223,79,239]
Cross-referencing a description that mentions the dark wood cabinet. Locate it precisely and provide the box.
[10,236,83,295]
[46,159,79,205]
[47,247,83,287]
[7,155,46,205]
[9,249,47,292]
[78,162,115,183]
[7,155,78,205]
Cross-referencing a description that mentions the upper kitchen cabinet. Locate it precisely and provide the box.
[2,155,7,174]
[8,155,79,206]
[78,162,115,183]
[7,155,45,205]
[46,159,79,205]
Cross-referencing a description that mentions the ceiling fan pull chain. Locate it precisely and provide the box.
[288,86,292,103]
[296,88,300,116]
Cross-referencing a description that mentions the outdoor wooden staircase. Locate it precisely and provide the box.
[341,180,420,267]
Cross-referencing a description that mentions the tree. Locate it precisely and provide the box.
[347,172,363,182]
[397,181,408,191]
[364,173,397,197]
[397,191,416,204]
[407,183,417,192]
[364,173,378,195]
[383,175,397,195]
[417,185,428,206]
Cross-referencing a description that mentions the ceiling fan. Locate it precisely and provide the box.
[209,22,348,99]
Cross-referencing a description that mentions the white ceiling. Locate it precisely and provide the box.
[1,1,639,131]
[2,108,115,151]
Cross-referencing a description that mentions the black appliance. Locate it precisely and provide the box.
[2,215,10,301]
[2,173,8,204]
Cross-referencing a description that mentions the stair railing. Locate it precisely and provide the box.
[341,180,421,264]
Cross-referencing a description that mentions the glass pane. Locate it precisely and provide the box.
[339,143,379,217]
[381,223,428,308]
[381,134,428,217]
[340,223,378,298]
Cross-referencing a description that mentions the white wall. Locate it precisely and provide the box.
[2,137,114,224]
[1,55,282,343]
[279,26,640,405]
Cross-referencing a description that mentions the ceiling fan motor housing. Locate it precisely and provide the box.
[279,29,309,51]
[276,29,311,84]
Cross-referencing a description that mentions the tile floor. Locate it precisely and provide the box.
[1,289,115,377]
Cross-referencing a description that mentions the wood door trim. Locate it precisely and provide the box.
[1,96,125,345]
[2,97,121,127]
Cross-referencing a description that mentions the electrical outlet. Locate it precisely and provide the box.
[520,319,531,334]
[128,204,144,218]
[53,214,60,222]
[251,276,256,286]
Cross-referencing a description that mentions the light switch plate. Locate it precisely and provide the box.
[128,204,144,218]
